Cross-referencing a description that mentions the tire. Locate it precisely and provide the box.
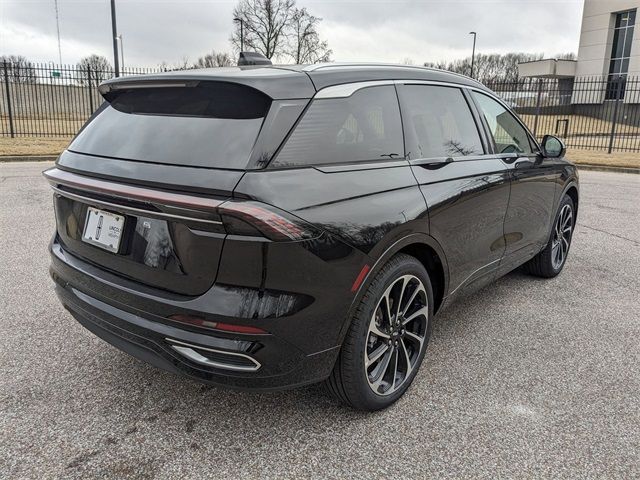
[325,253,434,411]
[523,194,575,278]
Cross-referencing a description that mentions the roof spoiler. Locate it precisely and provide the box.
[238,52,272,66]
[98,80,198,96]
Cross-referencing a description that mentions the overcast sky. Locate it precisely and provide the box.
[1,0,584,67]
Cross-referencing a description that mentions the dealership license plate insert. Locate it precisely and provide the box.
[82,207,124,253]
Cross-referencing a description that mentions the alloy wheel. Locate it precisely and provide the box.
[364,274,428,396]
[552,204,573,270]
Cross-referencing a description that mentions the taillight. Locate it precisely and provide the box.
[218,200,320,241]
[43,168,319,242]
[168,314,268,335]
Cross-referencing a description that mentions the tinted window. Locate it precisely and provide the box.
[398,85,483,158]
[69,82,270,169]
[472,92,533,155]
[273,86,403,167]
[106,82,270,119]
[606,9,635,99]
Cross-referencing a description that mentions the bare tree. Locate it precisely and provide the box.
[423,60,448,70]
[76,54,113,86]
[156,56,195,72]
[194,51,234,68]
[424,52,577,83]
[231,0,296,60]
[556,52,577,60]
[288,8,331,64]
[0,55,36,83]
[173,55,191,71]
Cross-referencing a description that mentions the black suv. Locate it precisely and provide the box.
[46,63,578,410]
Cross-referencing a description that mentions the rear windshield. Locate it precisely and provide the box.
[69,82,271,169]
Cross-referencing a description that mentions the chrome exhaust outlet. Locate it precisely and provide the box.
[166,338,261,372]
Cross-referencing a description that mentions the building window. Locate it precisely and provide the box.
[606,9,636,99]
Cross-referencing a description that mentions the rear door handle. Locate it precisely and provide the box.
[409,157,455,169]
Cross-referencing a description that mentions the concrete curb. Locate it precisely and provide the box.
[0,155,58,163]
[575,163,639,175]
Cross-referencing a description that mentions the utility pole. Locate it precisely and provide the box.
[469,31,477,79]
[234,17,244,51]
[110,0,120,77]
[117,34,125,71]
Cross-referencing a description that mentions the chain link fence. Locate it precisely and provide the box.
[1,62,639,153]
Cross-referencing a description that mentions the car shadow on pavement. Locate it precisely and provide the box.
[91,267,538,424]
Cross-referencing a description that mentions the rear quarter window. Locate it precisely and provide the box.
[272,85,404,167]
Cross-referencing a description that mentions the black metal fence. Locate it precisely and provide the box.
[2,62,640,153]
[0,62,159,137]
[486,75,640,153]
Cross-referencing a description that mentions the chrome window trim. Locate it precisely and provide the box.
[316,78,515,99]
[314,79,477,99]
[311,78,541,154]
[304,63,478,85]
[314,79,519,116]
[395,80,541,152]
[313,80,395,99]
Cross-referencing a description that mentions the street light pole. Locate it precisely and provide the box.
[469,31,477,79]
[53,0,63,65]
[117,34,125,72]
[234,17,244,51]
[110,0,120,77]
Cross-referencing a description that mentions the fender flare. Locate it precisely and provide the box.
[557,178,580,223]
[561,179,579,206]
[541,178,579,248]
[337,232,450,342]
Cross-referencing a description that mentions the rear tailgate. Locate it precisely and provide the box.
[47,78,279,296]
[46,164,235,296]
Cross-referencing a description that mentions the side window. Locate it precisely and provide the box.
[397,85,484,159]
[472,92,534,155]
[272,86,403,167]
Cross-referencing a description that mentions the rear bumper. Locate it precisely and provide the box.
[50,240,345,391]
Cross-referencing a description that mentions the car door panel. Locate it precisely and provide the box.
[470,90,560,273]
[502,157,559,266]
[396,83,510,297]
[411,158,510,295]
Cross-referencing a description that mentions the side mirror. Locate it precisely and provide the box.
[540,135,566,158]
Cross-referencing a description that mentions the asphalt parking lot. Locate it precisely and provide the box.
[1,162,638,479]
